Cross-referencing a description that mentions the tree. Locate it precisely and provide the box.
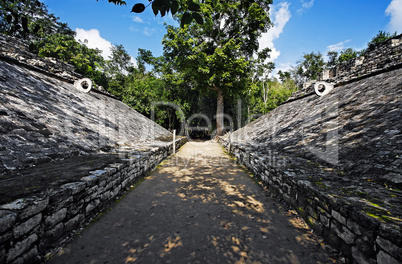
[0,0,74,40]
[104,0,205,28]
[162,0,272,136]
[338,48,358,63]
[326,51,338,69]
[31,33,108,88]
[293,52,325,87]
[367,30,397,50]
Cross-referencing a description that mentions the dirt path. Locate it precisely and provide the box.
[48,141,340,264]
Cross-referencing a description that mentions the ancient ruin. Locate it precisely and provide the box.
[219,34,402,263]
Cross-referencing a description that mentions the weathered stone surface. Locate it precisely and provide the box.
[39,223,64,253]
[45,208,67,228]
[10,246,39,264]
[380,223,402,246]
[352,246,376,264]
[0,231,11,245]
[0,57,171,175]
[80,175,98,186]
[7,234,37,263]
[0,210,17,233]
[64,214,84,232]
[85,199,101,214]
[219,44,402,262]
[0,198,48,220]
[332,210,347,225]
[377,236,402,261]
[13,213,42,239]
[60,182,86,195]
[377,250,402,264]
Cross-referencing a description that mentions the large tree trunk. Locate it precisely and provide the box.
[216,88,224,136]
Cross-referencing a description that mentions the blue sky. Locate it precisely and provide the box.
[42,0,401,76]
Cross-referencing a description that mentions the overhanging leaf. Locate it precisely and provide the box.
[131,3,146,13]
[192,12,203,24]
[180,12,193,28]
[171,0,179,15]
[152,2,159,16]
[188,1,201,12]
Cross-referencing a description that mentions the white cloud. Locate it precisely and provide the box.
[386,0,402,33]
[75,28,137,67]
[132,16,144,23]
[75,28,113,59]
[258,2,291,62]
[144,27,156,36]
[271,62,293,79]
[298,0,314,14]
[326,40,351,52]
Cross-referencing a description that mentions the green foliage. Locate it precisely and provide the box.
[106,0,202,28]
[293,52,325,86]
[162,0,272,135]
[338,48,358,63]
[245,78,297,119]
[0,0,74,40]
[30,34,108,88]
[326,51,338,69]
[367,30,397,50]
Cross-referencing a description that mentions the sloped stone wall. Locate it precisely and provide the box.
[0,137,186,263]
[288,34,402,102]
[219,138,402,264]
[0,58,172,175]
[0,34,82,83]
[219,66,402,262]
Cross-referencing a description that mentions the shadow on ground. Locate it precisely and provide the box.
[49,141,341,264]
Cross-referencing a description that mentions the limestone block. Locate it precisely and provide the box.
[48,188,72,205]
[352,246,376,264]
[346,219,363,236]
[331,210,347,225]
[380,223,402,246]
[0,198,48,220]
[100,191,111,201]
[333,223,356,245]
[377,250,402,264]
[64,214,84,232]
[320,214,330,228]
[61,182,86,195]
[45,208,67,228]
[9,245,39,264]
[89,170,109,181]
[68,201,84,216]
[85,199,100,214]
[0,246,5,264]
[13,213,42,239]
[0,210,17,233]
[7,234,37,263]
[0,231,12,244]
[55,197,74,212]
[40,223,64,251]
[376,236,402,261]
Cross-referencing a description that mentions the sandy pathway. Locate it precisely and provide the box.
[49,141,340,264]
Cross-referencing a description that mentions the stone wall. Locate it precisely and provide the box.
[322,34,402,84]
[287,33,402,102]
[0,137,186,264]
[218,138,402,264]
[0,34,82,83]
[0,58,172,175]
[218,64,402,262]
